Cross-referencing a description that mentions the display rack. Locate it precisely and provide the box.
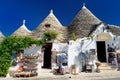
[23,56,38,76]
[15,55,38,77]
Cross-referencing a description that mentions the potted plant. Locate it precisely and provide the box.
[95,61,101,73]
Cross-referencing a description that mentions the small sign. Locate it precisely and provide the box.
[97,33,111,41]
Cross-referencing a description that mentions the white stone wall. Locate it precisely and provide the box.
[115,36,120,50]
[24,45,42,56]
[52,42,68,52]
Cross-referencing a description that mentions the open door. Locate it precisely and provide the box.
[96,41,106,62]
[43,43,52,69]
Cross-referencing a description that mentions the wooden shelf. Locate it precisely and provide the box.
[24,56,38,59]
[24,68,37,71]
[24,63,37,67]
[15,55,38,77]
[23,55,38,76]
[24,59,38,63]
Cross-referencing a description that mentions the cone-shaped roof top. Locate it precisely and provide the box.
[108,24,120,36]
[68,4,101,39]
[0,31,5,42]
[0,31,4,37]
[33,10,68,42]
[11,20,32,36]
[34,10,63,31]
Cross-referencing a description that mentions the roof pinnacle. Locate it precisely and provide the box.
[82,3,86,9]
[50,9,53,14]
[23,19,26,25]
[83,3,85,6]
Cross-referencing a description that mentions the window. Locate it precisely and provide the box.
[45,24,51,28]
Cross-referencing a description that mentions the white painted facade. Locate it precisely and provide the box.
[20,23,118,74]
[24,45,42,56]
[68,23,117,73]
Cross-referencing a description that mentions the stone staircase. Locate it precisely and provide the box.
[99,62,117,71]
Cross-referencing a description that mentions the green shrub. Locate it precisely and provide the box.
[72,32,77,41]
[0,36,45,77]
[0,52,12,77]
[87,34,94,40]
[43,30,59,41]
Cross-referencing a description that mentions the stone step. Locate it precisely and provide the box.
[99,63,117,70]
[40,69,52,73]
[99,66,112,70]
[100,63,109,67]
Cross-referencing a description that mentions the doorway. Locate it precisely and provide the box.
[96,41,106,62]
[43,43,52,69]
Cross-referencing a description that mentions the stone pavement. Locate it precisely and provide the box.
[0,69,120,80]
[69,70,120,80]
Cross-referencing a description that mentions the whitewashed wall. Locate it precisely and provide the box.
[68,40,81,72]
[115,36,120,50]
[24,45,42,56]
[67,23,117,73]
[52,42,68,52]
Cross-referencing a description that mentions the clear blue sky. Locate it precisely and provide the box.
[0,0,120,36]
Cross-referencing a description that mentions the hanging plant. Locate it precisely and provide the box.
[87,34,94,40]
[43,30,59,41]
[72,32,77,41]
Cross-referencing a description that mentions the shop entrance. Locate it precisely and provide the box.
[43,43,52,69]
[96,41,106,62]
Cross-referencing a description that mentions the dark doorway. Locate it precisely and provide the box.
[96,41,106,62]
[43,43,52,69]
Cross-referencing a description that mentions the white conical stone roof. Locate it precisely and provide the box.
[11,20,32,36]
[68,4,101,39]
